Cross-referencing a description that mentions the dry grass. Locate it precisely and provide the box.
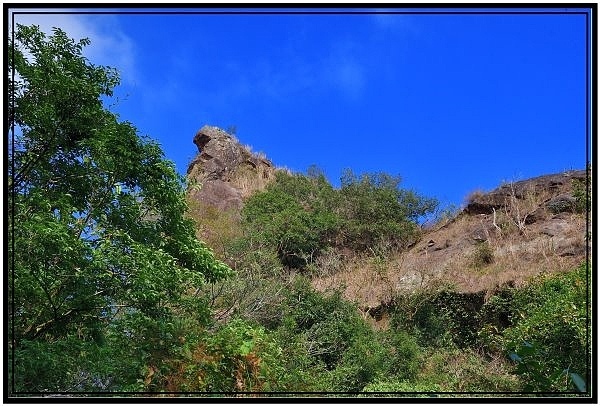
[186,198,243,259]
[311,251,398,309]
[465,189,487,205]
[440,216,586,293]
[312,206,587,310]
[230,163,275,199]
[499,182,553,235]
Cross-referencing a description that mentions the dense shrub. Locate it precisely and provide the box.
[242,171,340,268]
[390,287,486,348]
[279,277,366,369]
[500,263,590,392]
[416,348,519,392]
[242,168,437,269]
[274,278,425,392]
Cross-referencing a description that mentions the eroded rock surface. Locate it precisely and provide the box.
[186,125,275,212]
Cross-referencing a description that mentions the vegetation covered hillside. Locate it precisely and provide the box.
[8,25,592,399]
[185,124,591,396]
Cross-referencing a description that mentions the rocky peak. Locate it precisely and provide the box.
[186,125,275,212]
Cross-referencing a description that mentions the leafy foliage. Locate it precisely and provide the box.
[242,168,437,269]
[391,286,487,348]
[509,342,586,393]
[9,24,231,393]
[501,264,590,392]
[242,170,339,268]
[338,169,437,251]
[415,348,519,392]
[280,277,365,369]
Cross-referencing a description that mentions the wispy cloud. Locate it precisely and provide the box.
[9,10,138,85]
[204,40,368,107]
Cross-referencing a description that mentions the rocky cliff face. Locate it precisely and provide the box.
[186,125,276,212]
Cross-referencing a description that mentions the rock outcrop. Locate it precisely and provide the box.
[403,169,589,290]
[464,170,586,215]
[186,125,276,212]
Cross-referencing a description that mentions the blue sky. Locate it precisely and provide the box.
[10,6,591,211]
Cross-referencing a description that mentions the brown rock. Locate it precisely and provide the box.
[471,226,491,242]
[186,125,276,213]
[189,180,243,212]
[464,170,586,215]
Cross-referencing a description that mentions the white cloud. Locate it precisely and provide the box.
[9,10,138,85]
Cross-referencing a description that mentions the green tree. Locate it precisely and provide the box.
[8,24,231,393]
[242,168,438,269]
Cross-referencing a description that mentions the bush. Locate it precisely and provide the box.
[391,288,454,348]
[327,336,391,392]
[471,241,494,269]
[338,169,437,251]
[242,171,339,268]
[501,263,590,392]
[241,168,438,269]
[279,277,366,369]
[151,318,283,392]
[390,287,486,348]
[416,348,519,392]
[323,324,423,392]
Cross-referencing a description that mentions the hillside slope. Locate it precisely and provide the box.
[185,125,589,318]
[313,170,589,313]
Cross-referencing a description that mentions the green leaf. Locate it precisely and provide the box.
[239,340,254,356]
